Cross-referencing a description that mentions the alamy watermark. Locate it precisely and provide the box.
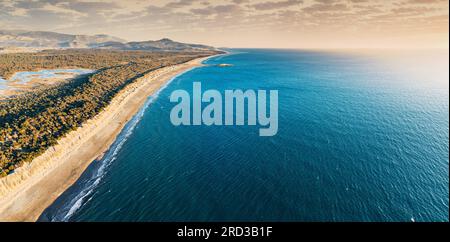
[169,82,278,136]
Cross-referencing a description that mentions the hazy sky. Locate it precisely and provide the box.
[0,0,448,48]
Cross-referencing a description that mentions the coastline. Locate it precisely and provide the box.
[0,55,215,221]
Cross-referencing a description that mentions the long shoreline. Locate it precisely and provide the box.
[0,55,215,221]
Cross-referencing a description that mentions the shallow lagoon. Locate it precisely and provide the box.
[8,69,94,84]
[0,68,94,95]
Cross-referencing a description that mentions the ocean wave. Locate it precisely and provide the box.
[49,65,200,221]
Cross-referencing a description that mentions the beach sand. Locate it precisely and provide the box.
[0,56,210,221]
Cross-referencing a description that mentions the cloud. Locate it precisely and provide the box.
[348,0,369,3]
[64,1,119,13]
[232,0,249,4]
[190,4,242,16]
[391,6,438,15]
[251,0,303,10]
[165,0,200,8]
[314,0,338,3]
[10,7,28,16]
[303,3,348,12]
[408,0,447,4]
[190,7,215,15]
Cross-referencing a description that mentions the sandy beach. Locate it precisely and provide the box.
[0,56,211,221]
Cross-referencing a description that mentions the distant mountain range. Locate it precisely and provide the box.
[0,30,216,51]
[0,30,126,48]
[96,38,216,51]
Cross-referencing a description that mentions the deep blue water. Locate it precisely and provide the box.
[40,49,449,222]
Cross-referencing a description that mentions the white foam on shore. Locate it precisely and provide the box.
[49,63,207,221]
[55,94,153,221]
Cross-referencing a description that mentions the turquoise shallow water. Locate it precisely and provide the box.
[40,49,449,222]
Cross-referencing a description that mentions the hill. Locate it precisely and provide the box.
[0,30,216,52]
[0,30,125,48]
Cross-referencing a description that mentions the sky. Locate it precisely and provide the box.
[0,0,448,49]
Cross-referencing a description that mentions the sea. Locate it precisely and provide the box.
[39,49,449,222]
